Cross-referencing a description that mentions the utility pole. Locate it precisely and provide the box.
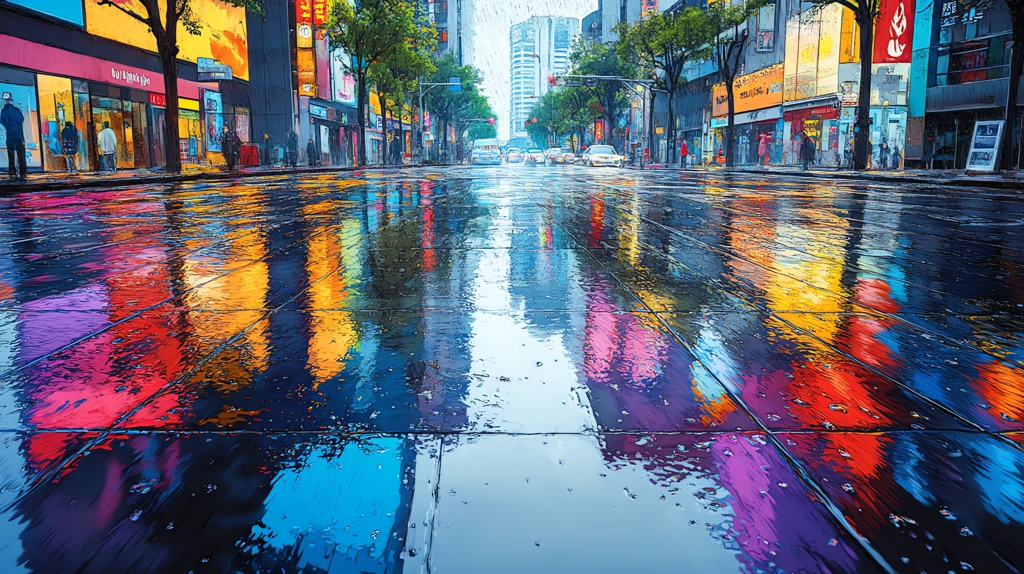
[418,76,462,162]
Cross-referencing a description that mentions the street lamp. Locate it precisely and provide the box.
[418,76,462,161]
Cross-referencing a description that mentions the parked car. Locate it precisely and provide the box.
[581,145,624,167]
[560,147,577,164]
[506,148,524,163]
[525,149,545,164]
[471,138,502,165]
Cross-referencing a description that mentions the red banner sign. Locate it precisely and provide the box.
[313,0,327,25]
[873,0,915,63]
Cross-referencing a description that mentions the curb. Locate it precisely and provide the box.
[0,164,424,194]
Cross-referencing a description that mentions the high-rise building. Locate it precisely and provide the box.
[509,16,580,139]
[419,0,465,63]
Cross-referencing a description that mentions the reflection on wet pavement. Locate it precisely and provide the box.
[0,166,1022,572]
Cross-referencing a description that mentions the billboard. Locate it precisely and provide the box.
[84,0,249,80]
[197,57,233,81]
[874,0,915,63]
[8,0,83,26]
[713,64,784,117]
[756,2,775,52]
[330,48,357,106]
[298,49,316,97]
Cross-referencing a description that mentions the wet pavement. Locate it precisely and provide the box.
[0,165,1022,573]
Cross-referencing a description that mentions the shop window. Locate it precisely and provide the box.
[935,33,1010,86]
[0,81,42,170]
[37,74,78,171]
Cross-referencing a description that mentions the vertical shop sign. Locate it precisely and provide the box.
[874,0,915,63]
[756,2,775,52]
[312,0,328,25]
[298,49,317,97]
[296,0,313,49]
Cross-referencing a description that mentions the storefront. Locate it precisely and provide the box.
[711,64,785,166]
[0,34,216,172]
[309,100,357,166]
[783,101,842,166]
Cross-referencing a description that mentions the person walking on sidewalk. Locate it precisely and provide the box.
[98,121,118,172]
[1,95,28,181]
[758,133,769,166]
[306,138,318,166]
[61,121,79,173]
[222,125,240,171]
[801,132,815,171]
[879,139,890,170]
[287,130,298,167]
[679,139,689,169]
[262,133,272,166]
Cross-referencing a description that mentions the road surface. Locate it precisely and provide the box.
[0,164,1021,573]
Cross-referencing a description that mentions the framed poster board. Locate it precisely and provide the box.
[965,120,1003,172]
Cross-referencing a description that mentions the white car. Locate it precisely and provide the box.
[582,145,624,167]
[506,148,524,163]
[525,149,545,164]
[471,139,502,165]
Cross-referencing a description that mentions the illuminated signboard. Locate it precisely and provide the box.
[713,64,784,117]
[84,0,249,80]
[9,0,83,25]
[873,0,915,63]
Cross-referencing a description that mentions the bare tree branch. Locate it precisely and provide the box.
[97,0,151,26]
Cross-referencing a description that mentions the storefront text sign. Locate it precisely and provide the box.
[0,35,210,100]
[713,64,784,117]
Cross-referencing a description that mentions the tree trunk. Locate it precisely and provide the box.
[725,75,736,167]
[1001,33,1022,171]
[667,83,676,165]
[854,10,873,170]
[158,46,182,173]
[357,72,368,166]
[397,100,405,165]
[647,89,656,162]
[381,96,389,166]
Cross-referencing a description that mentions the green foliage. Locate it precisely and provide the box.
[569,39,635,137]
[425,54,488,127]
[614,7,708,91]
[467,122,497,141]
[326,0,421,80]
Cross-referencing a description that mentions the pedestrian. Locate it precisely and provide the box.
[801,132,817,171]
[679,139,689,169]
[757,133,768,166]
[287,130,298,167]
[306,137,318,166]
[891,145,901,170]
[98,121,118,172]
[262,133,271,166]
[879,139,890,170]
[1,94,28,181]
[222,126,239,171]
[61,121,79,173]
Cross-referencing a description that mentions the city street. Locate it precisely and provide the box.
[1,164,1023,573]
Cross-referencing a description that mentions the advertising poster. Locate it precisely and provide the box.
[313,0,328,25]
[641,0,658,17]
[757,2,775,52]
[816,5,842,96]
[331,48,357,106]
[965,120,1003,172]
[203,90,224,153]
[796,11,819,100]
[713,64,784,117]
[315,32,331,100]
[783,18,799,101]
[873,0,915,63]
[85,0,249,80]
[9,0,83,25]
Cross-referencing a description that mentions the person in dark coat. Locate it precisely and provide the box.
[306,138,318,166]
[801,132,815,171]
[287,130,298,167]
[262,133,272,166]
[221,126,238,171]
[61,121,79,173]
[1,95,28,180]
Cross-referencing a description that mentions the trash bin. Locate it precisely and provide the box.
[240,144,260,166]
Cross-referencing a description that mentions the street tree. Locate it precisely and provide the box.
[527,90,568,148]
[326,0,421,166]
[806,0,881,169]
[368,24,435,165]
[707,0,765,167]
[570,39,634,145]
[95,0,263,173]
[424,54,488,161]
[558,86,601,152]
[615,9,708,164]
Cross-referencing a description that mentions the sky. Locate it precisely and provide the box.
[462,0,598,140]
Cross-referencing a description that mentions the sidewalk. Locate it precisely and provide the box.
[0,163,415,194]
[635,163,1024,190]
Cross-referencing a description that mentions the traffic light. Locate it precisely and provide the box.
[488,118,495,125]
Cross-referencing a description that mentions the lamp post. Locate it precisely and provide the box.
[418,76,462,162]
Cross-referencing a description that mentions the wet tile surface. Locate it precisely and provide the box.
[0,166,1021,572]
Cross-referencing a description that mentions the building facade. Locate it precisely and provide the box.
[509,16,581,139]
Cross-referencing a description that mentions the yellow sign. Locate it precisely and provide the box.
[369,91,382,115]
[655,126,664,135]
[85,0,249,80]
[712,64,784,117]
[297,49,316,96]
